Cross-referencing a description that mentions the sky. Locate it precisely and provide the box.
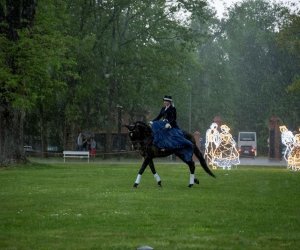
[208,0,300,18]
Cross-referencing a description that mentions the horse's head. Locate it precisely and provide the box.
[124,121,152,150]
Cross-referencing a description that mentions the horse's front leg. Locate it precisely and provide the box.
[149,159,162,187]
[133,157,151,188]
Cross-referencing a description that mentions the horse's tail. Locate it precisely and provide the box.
[194,145,216,178]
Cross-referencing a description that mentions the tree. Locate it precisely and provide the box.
[0,0,74,165]
[59,0,210,151]
[191,0,299,154]
[1,0,211,164]
[0,0,37,165]
[277,13,300,92]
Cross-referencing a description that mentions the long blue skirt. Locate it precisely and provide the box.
[151,121,193,162]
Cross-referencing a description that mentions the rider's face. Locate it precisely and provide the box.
[163,100,170,107]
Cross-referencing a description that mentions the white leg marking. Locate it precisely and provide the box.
[190,174,195,185]
[135,174,142,184]
[154,173,161,182]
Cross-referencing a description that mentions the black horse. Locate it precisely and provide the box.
[125,121,215,188]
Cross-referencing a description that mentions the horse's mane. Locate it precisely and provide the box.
[134,121,148,126]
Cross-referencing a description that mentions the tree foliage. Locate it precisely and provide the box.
[191,0,299,153]
[1,0,299,164]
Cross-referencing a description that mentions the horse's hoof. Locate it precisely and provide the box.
[194,178,199,185]
[133,183,138,188]
[188,184,193,188]
[158,181,162,187]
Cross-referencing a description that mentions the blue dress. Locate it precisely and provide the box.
[151,120,193,162]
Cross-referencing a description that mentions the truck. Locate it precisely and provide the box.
[237,132,257,157]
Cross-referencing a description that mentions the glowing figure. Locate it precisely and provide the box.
[212,124,240,170]
[279,125,294,162]
[204,123,220,169]
[287,131,300,171]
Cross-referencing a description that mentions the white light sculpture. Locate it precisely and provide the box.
[279,125,294,163]
[204,123,220,169]
[212,124,240,170]
[287,130,300,171]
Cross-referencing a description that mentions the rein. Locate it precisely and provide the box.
[130,122,153,151]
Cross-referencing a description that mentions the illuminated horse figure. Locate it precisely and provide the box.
[125,121,215,188]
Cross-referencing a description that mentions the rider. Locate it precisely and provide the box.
[150,95,193,161]
[151,95,178,129]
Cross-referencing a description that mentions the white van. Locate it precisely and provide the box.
[238,132,257,157]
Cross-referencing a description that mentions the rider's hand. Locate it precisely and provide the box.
[165,123,171,129]
[149,121,153,126]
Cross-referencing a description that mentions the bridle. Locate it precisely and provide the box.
[127,122,152,151]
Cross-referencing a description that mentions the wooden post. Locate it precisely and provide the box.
[269,116,281,160]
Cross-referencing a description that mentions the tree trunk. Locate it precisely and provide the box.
[0,0,36,166]
[39,105,48,158]
[0,107,26,165]
[105,8,119,156]
[105,78,117,156]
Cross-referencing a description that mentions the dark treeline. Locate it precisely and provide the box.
[0,0,299,164]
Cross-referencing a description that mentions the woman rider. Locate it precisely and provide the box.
[150,95,193,162]
[151,95,178,129]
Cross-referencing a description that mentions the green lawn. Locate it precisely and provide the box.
[0,161,300,250]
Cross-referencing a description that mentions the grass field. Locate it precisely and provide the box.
[0,160,300,250]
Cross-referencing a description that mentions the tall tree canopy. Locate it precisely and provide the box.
[190,0,299,152]
[1,0,210,164]
[1,0,299,165]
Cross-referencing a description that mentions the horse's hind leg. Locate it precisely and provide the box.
[175,153,199,188]
[149,159,162,187]
[187,161,200,188]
